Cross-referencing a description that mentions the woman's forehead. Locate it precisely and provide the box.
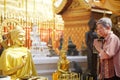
[97,24,103,28]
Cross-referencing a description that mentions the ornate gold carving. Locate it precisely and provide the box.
[0,19,21,48]
[1,19,21,35]
[69,0,90,9]
[69,0,80,9]
[54,0,67,14]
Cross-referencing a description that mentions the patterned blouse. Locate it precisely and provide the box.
[99,31,120,79]
[100,58,115,78]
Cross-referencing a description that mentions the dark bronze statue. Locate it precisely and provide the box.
[58,35,64,50]
[85,17,98,80]
[71,61,82,74]
[47,38,56,57]
[67,37,79,56]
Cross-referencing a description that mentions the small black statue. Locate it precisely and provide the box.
[58,35,64,50]
[71,61,82,74]
[47,38,56,57]
[67,37,79,56]
[85,17,98,80]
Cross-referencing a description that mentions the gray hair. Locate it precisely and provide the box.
[96,17,112,28]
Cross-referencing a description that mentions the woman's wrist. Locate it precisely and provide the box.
[99,49,103,53]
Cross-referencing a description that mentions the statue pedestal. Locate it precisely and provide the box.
[33,56,87,80]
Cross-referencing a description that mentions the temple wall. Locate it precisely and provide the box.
[61,0,91,50]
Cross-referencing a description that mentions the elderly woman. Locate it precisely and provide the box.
[0,26,37,80]
[94,17,120,80]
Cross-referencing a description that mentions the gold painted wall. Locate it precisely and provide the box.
[63,25,89,50]
[62,0,90,50]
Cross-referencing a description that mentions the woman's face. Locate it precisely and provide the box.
[15,32,25,46]
[96,24,108,37]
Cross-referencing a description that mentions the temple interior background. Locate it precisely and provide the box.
[0,0,120,80]
[0,0,120,51]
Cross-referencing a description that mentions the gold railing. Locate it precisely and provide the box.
[58,73,81,80]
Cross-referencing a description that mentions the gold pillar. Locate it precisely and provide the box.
[4,0,6,20]
[4,0,6,13]
[25,0,28,27]
[52,1,56,50]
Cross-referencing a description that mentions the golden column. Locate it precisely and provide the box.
[4,0,6,19]
[52,0,56,50]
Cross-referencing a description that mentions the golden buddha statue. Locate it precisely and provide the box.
[52,50,70,80]
[58,50,70,74]
[0,26,37,80]
[52,49,80,80]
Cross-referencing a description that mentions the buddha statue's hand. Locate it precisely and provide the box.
[15,56,27,70]
[22,55,27,66]
[64,71,69,74]
[16,55,27,70]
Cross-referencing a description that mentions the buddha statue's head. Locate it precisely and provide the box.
[59,49,67,60]
[10,26,25,46]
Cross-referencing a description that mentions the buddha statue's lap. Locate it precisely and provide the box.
[0,26,37,80]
